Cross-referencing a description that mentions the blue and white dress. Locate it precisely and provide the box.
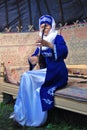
[10,34,68,127]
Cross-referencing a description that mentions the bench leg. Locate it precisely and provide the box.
[0,92,3,102]
[2,93,14,104]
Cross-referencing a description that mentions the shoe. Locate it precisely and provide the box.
[9,112,15,119]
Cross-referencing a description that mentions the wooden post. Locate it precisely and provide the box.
[58,0,64,25]
[0,62,5,82]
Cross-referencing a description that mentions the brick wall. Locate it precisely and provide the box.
[0,23,87,67]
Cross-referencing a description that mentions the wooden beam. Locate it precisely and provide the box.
[58,0,64,25]
[36,0,42,16]
[44,0,51,15]
[4,0,9,29]
[27,0,32,25]
[78,0,86,19]
[16,0,22,32]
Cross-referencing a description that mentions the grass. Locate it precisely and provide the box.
[0,102,87,130]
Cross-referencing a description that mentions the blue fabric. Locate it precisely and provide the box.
[32,47,39,56]
[28,34,68,111]
[27,48,39,70]
[40,35,68,111]
[10,34,68,126]
[39,15,52,26]
[0,0,86,32]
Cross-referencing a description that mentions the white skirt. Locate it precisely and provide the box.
[10,68,47,127]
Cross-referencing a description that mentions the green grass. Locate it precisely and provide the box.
[0,102,87,130]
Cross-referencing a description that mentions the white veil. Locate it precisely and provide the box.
[39,15,58,44]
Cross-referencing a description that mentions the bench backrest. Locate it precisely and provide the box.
[0,23,87,67]
[61,23,87,65]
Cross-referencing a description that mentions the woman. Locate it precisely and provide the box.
[10,15,68,127]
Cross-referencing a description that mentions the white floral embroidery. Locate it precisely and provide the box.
[42,99,53,105]
[48,87,56,96]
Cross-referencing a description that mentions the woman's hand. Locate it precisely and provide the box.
[28,56,39,65]
[36,37,53,49]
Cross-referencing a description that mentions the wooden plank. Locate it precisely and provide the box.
[0,93,3,102]
[0,82,18,87]
[67,65,87,78]
[0,80,3,102]
[68,74,87,79]
[54,96,87,115]
[2,86,18,95]
[54,76,87,115]
[0,83,18,95]
[67,65,87,69]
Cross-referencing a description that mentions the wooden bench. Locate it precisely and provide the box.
[0,63,29,101]
[55,65,87,115]
[0,62,87,115]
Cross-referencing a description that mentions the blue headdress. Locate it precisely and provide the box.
[39,15,52,27]
[39,15,58,46]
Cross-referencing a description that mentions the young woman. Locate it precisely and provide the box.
[10,15,68,127]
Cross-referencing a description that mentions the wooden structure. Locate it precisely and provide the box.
[0,63,87,115]
[0,24,87,115]
[55,65,87,115]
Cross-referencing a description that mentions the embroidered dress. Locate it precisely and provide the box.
[10,15,68,127]
[40,35,68,111]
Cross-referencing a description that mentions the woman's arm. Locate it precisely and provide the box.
[53,35,68,60]
[36,38,53,49]
[28,47,40,70]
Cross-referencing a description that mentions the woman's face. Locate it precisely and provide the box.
[40,24,51,36]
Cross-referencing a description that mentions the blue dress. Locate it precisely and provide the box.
[11,34,68,126]
[40,35,68,111]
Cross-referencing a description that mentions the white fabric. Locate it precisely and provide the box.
[11,69,47,127]
[39,15,58,51]
[10,15,58,127]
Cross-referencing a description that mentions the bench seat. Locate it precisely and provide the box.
[0,78,87,115]
[54,77,87,115]
[54,94,87,115]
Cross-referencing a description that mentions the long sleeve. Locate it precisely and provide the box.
[53,35,68,60]
[28,47,40,70]
[32,47,40,56]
